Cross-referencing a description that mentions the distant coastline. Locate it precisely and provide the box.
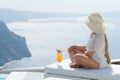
[0,8,119,23]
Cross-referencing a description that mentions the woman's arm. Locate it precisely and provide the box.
[69,45,86,54]
[74,45,86,53]
[74,45,86,51]
[84,51,95,58]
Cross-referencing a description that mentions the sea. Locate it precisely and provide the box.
[1,16,120,69]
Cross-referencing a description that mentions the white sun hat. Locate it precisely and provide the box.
[80,13,113,34]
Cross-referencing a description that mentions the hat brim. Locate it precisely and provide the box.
[78,16,114,28]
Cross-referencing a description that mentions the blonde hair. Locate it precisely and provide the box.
[104,34,111,64]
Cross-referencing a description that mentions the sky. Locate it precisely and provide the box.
[0,0,120,13]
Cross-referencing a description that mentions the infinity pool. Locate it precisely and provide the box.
[0,78,6,80]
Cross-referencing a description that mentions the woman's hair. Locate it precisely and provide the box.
[104,34,111,64]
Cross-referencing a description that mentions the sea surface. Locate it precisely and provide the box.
[1,16,120,69]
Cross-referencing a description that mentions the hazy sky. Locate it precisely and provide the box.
[0,0,120,13]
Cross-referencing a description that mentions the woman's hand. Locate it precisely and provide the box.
[75,45,86,50]
[71,45,86,53]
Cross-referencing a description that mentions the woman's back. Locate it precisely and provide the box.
[86,33,108,68]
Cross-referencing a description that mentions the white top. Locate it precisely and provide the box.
[86,33,108,68]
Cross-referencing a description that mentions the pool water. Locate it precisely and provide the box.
[0,78,6,80]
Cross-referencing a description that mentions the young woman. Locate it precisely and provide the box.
[68,13,111,69]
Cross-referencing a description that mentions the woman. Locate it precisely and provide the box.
[68,13,111,69]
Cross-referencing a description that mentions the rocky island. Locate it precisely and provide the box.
[0,21,31,66]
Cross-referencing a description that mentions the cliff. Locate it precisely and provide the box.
[0,21,31,66]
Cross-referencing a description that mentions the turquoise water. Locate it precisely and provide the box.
[0,78,6,80]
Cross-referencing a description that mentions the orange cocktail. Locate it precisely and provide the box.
[56,50,62,64]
